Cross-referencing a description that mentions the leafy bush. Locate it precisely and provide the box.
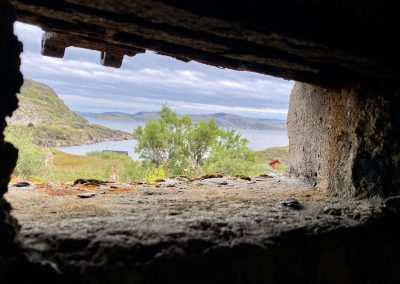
[145,165,166,182]
[134,106,192,167]
[204,129,264,176]
[204,157,265,176]
[133,106,263,177]
[119,160,148,182]
[5,127,45,179]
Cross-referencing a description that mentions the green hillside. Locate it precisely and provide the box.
[6,79,131,147]
[256,146,289,163]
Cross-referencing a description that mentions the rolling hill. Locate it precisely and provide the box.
[86,111,287,130]
[6,79,131,147]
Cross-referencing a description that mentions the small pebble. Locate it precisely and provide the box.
[385,196,400,209]
[77,192,96,198]
[14,182,31,188]
[352,212,361,220]
[322,207,341,216]
[280,198,303,209]
[254,218,262,223]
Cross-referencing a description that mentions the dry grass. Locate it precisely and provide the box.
[43,150,144,182]
[256,146,289,163]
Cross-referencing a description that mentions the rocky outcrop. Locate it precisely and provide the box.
[288,83,400,198]
[6,79,131,147]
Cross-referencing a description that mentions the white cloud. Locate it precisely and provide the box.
[14,22,294,119]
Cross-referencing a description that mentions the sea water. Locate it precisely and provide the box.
[57,117,288,159]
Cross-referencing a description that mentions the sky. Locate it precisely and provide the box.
[14,22,294,120]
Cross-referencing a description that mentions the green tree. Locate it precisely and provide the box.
[133,105,192,167]
[133,106,260,177]
[212,128,255,161]
[133,119,170,166]
[187,119,218,165]
[204,128,258,175]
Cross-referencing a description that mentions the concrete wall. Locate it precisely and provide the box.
[9,1,400,87]
[0,1,400,282]
[288,83,400,198]
[0,0,22,268]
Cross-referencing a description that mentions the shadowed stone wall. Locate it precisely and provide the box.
[9,0,400,87]
[0,1,399,282]
[288,83,400,198]
[0,0,22,268]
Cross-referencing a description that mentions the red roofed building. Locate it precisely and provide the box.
[268,159,281,169]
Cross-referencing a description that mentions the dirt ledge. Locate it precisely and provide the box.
[5,176,400,284]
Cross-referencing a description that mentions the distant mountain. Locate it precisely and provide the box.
[7,79,131,147]
[191,113,286,130]
[87,111,159,122]
[92,111,287,131]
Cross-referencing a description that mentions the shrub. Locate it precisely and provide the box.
[145,165,166,183]
[133,106,261,177]
[204,157,265,176]
[272,163,288,173]
[5,127,45,180]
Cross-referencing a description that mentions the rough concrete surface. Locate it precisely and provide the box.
[0,0,24,267]
[9,0,400,86]
[288,82,400,198]
[2,1,400,282]
[5,176,400,283]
